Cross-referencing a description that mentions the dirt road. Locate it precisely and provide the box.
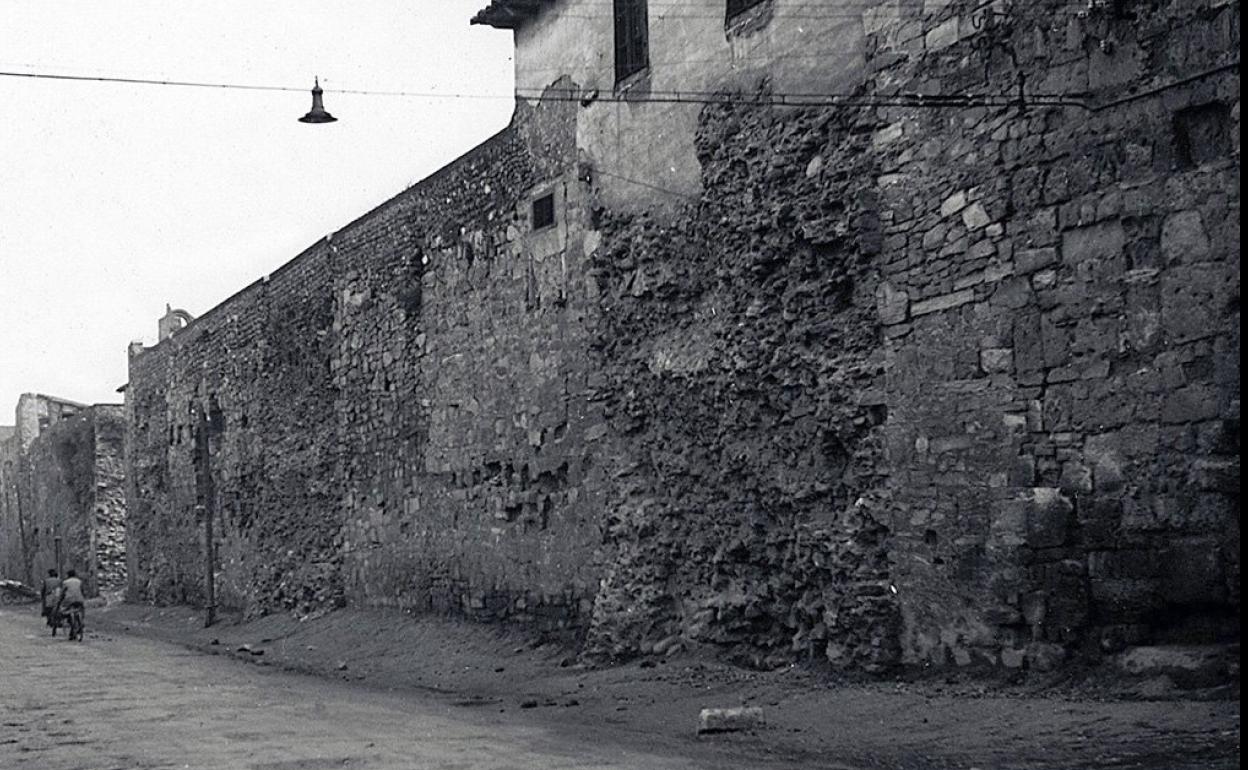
[0,609,791,770]
[2,604,1239,770]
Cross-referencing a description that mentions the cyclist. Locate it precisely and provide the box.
[58,569,86,640]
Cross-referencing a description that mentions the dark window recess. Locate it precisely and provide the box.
[614,0,649,84]
[532,193,556,230]
[1173,102,1232,169]
[726,0,766,20]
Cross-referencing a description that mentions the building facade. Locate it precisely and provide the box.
[125,0,1239,672]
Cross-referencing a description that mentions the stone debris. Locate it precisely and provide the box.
[697,707,764,734]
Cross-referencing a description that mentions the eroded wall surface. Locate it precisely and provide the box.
[125,0,1238,670]
[0,404,125,594]
[127,95,600,627]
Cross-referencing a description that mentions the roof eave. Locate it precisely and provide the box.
[471,0,555,30]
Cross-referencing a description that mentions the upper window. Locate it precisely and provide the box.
[726,0,766,20]
[532,192,556,230]
[613,0,649,85]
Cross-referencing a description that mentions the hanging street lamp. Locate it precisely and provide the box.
[298,77,337,123]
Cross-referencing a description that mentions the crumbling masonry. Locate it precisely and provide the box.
[0,395,126,596]
[125,0,1239,672]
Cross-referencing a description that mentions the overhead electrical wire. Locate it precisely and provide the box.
[0,56,1235,112]
[500,0,1106,21]
[0,68,1085,109]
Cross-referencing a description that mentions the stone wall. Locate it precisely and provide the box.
[864,0,1240,670]
[0,403,125,594]
[582,104,900,669]
[580,0,1238,669]
[0,431,23,582]
[125,0,1238,671]
[126,234,341,611]
[126,92,601,628]
[92,407,127,591]
[333,92,601,629]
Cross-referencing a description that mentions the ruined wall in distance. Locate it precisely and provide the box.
[0,405,125,595]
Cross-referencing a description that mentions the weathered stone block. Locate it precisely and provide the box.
[925,17,960,51]
[1188,458,1239,493]
[875,281,910,325]
[1021,488,1073,548]
[1161,385,1219,424]
[961,202,991,231]
[697,706,764,734]
[1061,221,1126,269]
[911,288,975,317]
[940,191,967,218]
[1160,210,1211,264]
[980,348,1013,374]
[1161,541,1226,605]
[1016,247,1057,274]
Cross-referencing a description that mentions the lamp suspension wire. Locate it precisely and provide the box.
[0,57,1237,112]
[0,68,1084,109]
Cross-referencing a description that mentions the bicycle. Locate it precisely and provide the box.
[62,604,85,642]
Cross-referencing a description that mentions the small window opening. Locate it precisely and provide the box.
[1173,102,1232,170]
[726,0,766,20]
[614,0,649,84]
[532,193,556,230]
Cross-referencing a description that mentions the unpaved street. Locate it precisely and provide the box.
[0,609,773,770]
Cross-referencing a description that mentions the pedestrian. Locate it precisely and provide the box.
[40,568,60,635]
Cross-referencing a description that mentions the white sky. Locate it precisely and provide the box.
[0,0,515,420]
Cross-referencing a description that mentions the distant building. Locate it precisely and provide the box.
[0,395,126,595]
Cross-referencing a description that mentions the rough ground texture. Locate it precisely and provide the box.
[85,603,1241,770]
[0,607,713,770]
[122,0,1239,674]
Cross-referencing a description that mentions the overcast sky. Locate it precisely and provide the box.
[0,1,515,419]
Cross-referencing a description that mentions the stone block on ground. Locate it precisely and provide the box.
[698,706,764,734]
[1115,644,1237,689]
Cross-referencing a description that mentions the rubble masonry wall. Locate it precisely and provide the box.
[125,1,1238,670]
